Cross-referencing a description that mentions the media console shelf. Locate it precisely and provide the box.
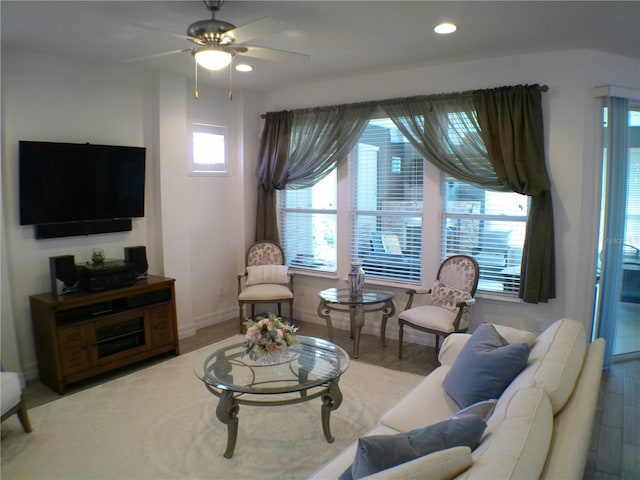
[30,275,179,394]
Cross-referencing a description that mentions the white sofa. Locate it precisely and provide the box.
[309,318,605,480]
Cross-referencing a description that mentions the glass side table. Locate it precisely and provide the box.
[317,288,395,358]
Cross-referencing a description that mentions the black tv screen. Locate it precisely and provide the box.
[19,141,146,226]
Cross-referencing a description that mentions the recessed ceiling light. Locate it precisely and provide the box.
[434,22,457,34]
[235,64,253,72]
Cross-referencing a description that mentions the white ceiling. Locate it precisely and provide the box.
[2,1,639,92]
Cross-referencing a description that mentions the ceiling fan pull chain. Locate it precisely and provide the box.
[194,57,199,100]
[228,55,233,101]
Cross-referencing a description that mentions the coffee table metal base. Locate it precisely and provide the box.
[206,379,343,458]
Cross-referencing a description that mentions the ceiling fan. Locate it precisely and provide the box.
[127,0,309,99]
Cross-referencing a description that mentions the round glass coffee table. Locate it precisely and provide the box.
[317,288,395,358]
[193,335,350,458]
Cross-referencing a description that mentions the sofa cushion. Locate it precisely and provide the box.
[362,446,472,480]
[399,305,457,333]
[238,283,293,301]
[455,388,553,479]
[380,366,460,432]
[443,323,530,408]
[341,414,487,480]
[501,318,587,414]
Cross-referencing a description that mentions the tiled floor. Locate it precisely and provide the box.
[585,358,640,480]
[614,301,640,355]
[22,318,639,479]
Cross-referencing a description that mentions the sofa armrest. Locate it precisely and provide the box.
[438,334,471,366]
[540,338,605,479]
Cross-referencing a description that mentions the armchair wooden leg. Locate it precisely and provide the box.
[238,305,244,333]
[398,322,404,359]
[435,335,440,353]
[17,397,33,433]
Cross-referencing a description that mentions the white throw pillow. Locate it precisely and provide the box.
[431,280,471,312]
[493,324,537,347]
[245,265,289,286]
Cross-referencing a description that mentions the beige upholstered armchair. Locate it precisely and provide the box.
[237,241,294,333]
[1,371,33,433]
[398,255,479,358]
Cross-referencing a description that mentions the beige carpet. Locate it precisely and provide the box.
[1,336,423,480]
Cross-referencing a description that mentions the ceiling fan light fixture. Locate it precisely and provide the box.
[235,63,253,72]
[194,49,232,70]
[434,22,457,34]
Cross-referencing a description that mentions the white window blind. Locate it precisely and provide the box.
[351,118,423,283]
[277,169,337,272]
[442,176,529,293]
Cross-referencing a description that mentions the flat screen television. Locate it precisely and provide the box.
[19,141,146,238]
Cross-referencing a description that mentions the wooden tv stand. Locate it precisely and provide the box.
[30,275,179,394]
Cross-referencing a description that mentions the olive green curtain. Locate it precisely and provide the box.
[381,95,504,190]
[256,85,555,302]
[255,105,374,243]
[255,111,293,243]
[473,85,555,302]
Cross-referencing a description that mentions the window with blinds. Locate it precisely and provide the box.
[351,118,423,283]
[442,176,529,293]
[278,169,337,272]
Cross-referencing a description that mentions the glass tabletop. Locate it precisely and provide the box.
[193,335,350,395]
[318,287,393,305]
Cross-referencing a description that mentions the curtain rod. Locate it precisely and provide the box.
[260,84,549,119]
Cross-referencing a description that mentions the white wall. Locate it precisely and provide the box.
[1,50,262,376]
[263,49,640,340]
[2,46,638,375]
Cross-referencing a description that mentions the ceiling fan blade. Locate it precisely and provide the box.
[225,17,282,44]
[131,23,203,45]
[121,48,191,64]
[131,22,189,41]
[240,45,310,64]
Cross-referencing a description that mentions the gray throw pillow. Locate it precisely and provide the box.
[443,322,530,408]
[338,413,487,480]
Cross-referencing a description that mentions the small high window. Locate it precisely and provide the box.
[189,123,227,175]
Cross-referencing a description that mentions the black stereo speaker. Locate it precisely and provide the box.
[49,255,79,295]
[124,246,148,278]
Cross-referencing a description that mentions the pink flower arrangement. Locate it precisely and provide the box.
[243,314,298,360]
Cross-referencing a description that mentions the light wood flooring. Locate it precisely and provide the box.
[22,318,639,479]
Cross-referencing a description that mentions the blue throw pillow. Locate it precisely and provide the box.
[338,413,487,480]
[443,322,530,408]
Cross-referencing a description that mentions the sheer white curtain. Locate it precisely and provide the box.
[594,89,640,368]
